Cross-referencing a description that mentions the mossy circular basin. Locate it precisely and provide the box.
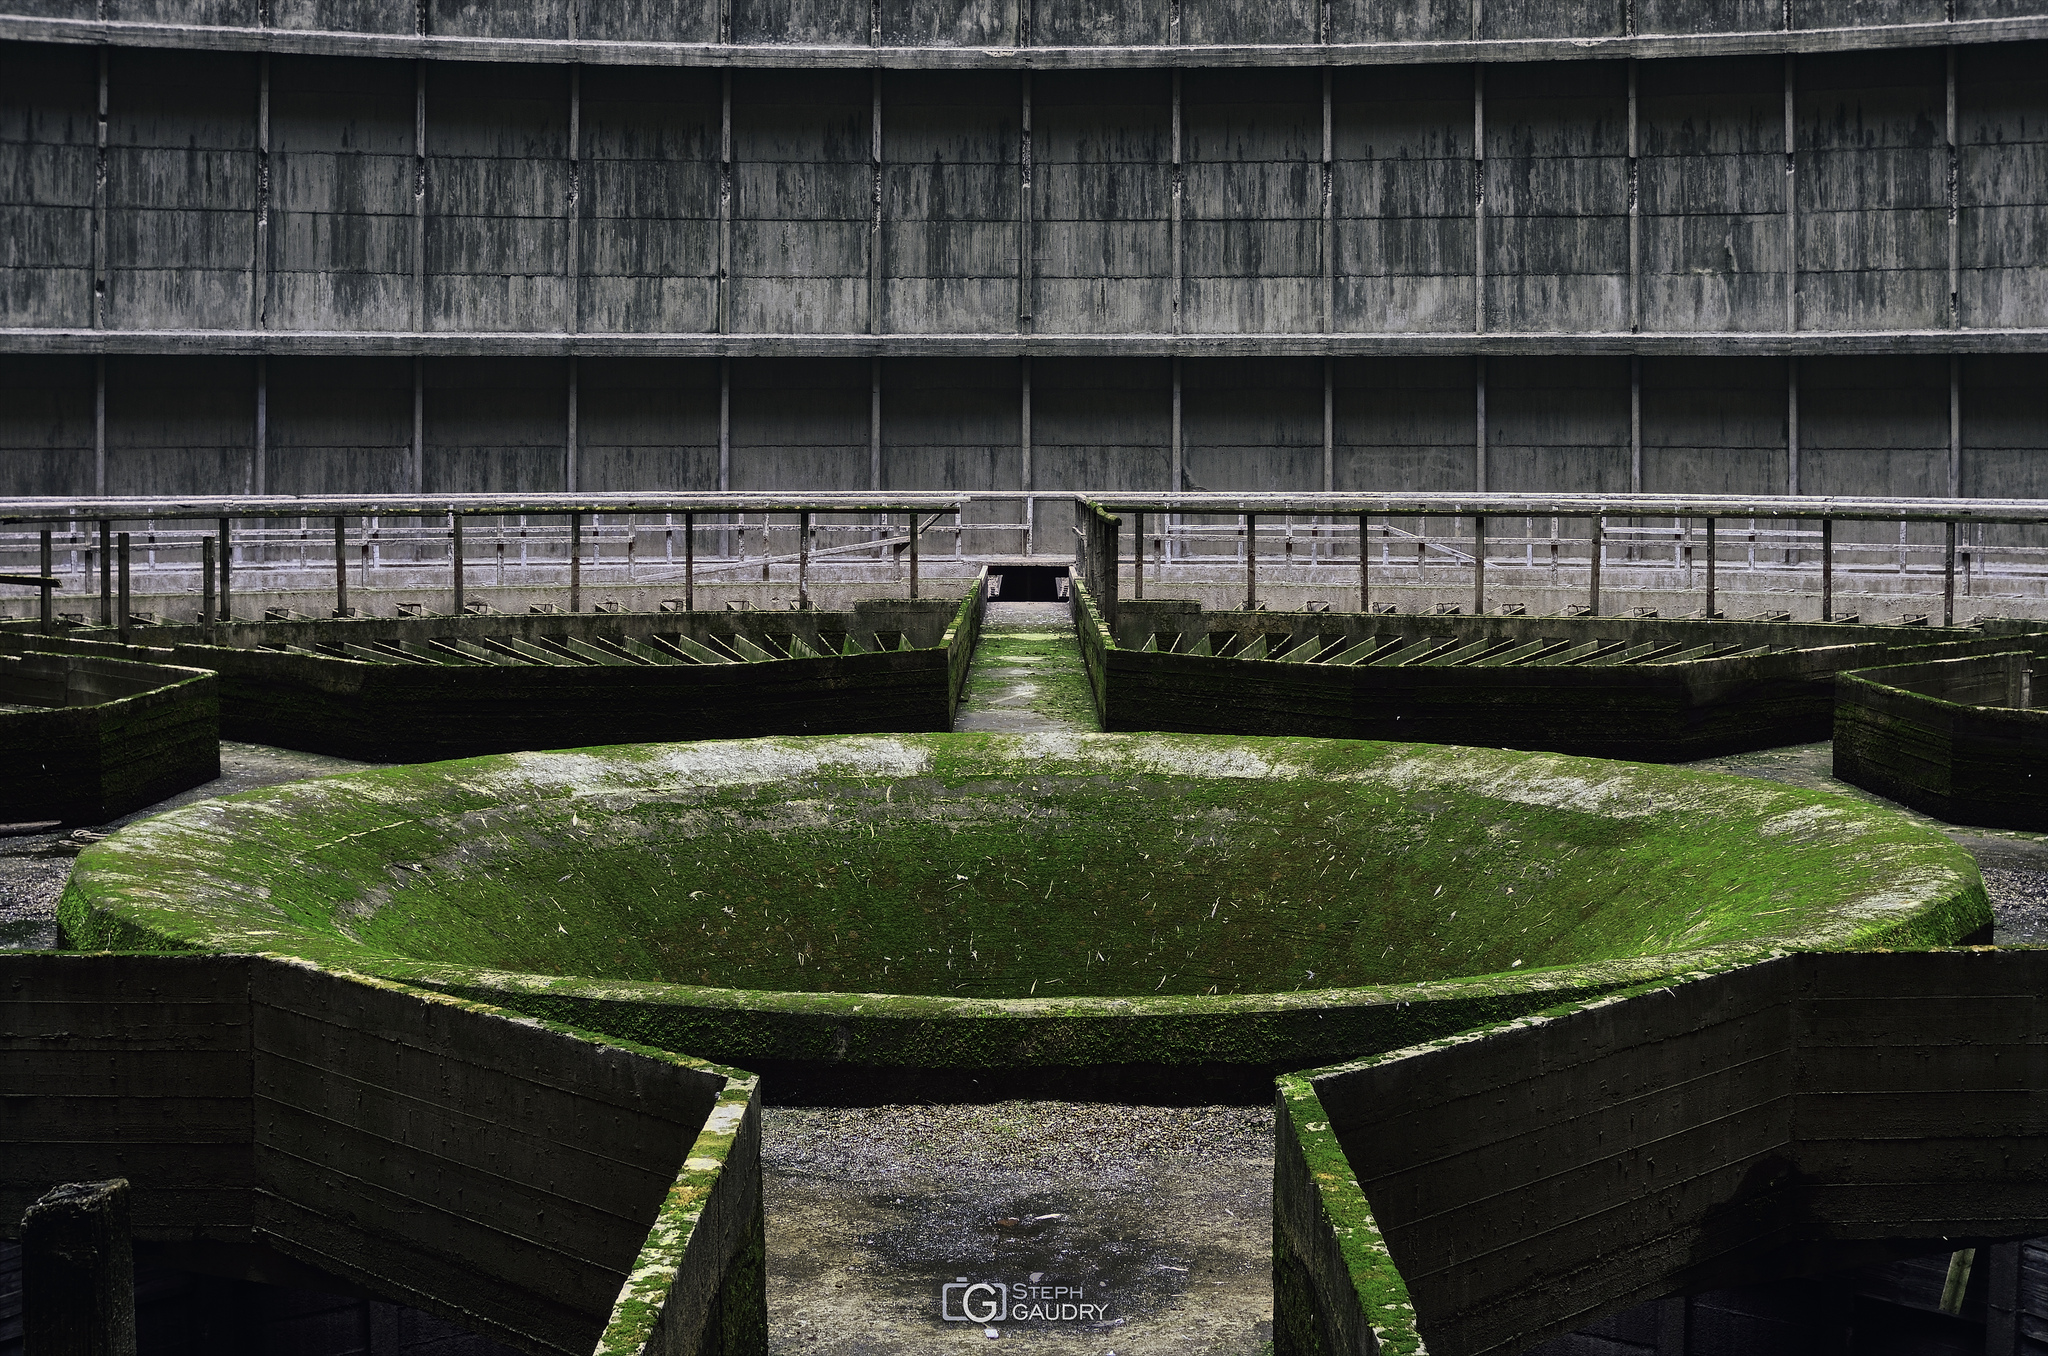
[62,732,1987,1101]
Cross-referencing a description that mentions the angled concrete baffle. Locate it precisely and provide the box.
[1276,949,2048,1356]
[1835,648,2048,829]
[0,953,765,1356]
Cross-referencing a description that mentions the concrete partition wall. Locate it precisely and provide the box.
[0,953,765,1356]
[0,649,218,824]
[1834,648,2048,827]
[1275,950,2048,1356]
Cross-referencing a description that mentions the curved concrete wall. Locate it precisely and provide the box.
[2,0,2045,507]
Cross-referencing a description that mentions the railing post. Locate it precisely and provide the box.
[1944,519,1957,627]
[569,512,582,612]
[683,510,694,612]
[451,513,465,615]
[97,519,111,627]
[1589,516,1603,616]
[1473,514,1486,616]
[909,511,920,599]
[1244,512,1257,610]
[333,516,349,617]
[201,535,215,625]
[116,532,131,645]
[40,527,53,634]
[798,509,811,610]
[1358,513,1369,613]
[1820,518,1833,621]
[1704,517,1716,618]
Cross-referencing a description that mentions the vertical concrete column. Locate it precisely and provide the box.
[1474,356,1487,493]
[1171,70,1183,335]
[1170,358,1182,560]
[868,72,883,335]
[566,357,578,491]
[870,357,882,491]
[1322,358,1333,493]
[92,357,105,495]
[411,356,424,492]
[255,54,270,330]
[21,1178,136,1356]
[253,356,266,495]
[1946,47,1959,328]
[1783,55,1797,332]
[1787,357,1800,495]
[568,65,582,334]
[1020,356,1033,555]
[412,60,427,333]
[1473,66,1486,333]
[1629,356,1642,492]
[1019,73,1034,334]
[1320,68,1333,334]
[1949,356,1963,496]
[718,72,732,334]
[91,50,107,330]
[1626,61,1639,334]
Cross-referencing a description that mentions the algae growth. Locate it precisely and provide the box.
[63,732,1986,1007]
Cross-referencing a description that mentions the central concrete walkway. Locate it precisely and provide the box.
[952,600,1100,734]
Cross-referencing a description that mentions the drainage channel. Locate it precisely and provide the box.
[953,600,1101,735]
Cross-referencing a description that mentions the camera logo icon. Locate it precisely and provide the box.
[941,1278,1006,1324]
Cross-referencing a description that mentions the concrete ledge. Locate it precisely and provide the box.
[0,952,764,1356]
[54,731,1988,1102]
[1081,591,2045,761]
[0,649,219,826]
[1,14,2046,69]
[1834,647,2048,829]
[0,585,981,762]
[1275,949,2048,1356]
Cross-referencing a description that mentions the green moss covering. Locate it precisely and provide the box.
[59,732,1985,1079]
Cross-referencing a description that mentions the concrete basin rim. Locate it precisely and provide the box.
[61,730,1986,1029]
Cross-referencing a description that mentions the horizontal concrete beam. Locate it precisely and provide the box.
[2,11,2042,67]
[5,329,2047,359]
[0,493,969,525]
[1090,493,2048,525]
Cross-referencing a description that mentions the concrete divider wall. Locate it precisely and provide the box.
[0,650,219,824]
[0,953,765,1356]
[1275,950,2048,1356]
[0,596,976,761]
[1081,594,2043,759]
[1835,649,2048,828]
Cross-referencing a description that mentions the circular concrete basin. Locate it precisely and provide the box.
[62,733,1987,1100]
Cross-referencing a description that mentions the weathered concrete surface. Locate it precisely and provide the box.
[1833,648,2048,827]
[1277,948,2048,1356]
[0,952,765,1356]
[953,601,1096,732]
[762,1103,1272,1355]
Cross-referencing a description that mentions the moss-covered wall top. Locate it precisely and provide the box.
[60,731,1987,1089]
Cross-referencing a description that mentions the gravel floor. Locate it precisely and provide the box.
[762,1103,1274,1355]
